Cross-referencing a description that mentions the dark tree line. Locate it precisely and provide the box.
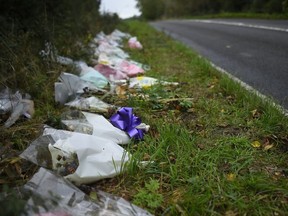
[137,0,288,20]
[0,0,102,40]
[0,0,121,93]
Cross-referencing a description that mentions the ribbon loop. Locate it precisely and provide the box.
[110,107,144,140]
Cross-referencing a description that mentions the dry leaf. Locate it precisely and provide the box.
[263,138,274,151]
[251,109,258,116]
[225,210,237,216]
[197,143,205,150]
[264,144,274,151]
[226,173,236,181]
[9,157,21,164]
[115,86,127,98]
[252,141,261,148]
[143,153,150,161]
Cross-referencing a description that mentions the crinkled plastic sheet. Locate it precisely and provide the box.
[57,56,74,66]
[118,60,145,77]
[75,61,108,89]
[129,60,151,71]
[64,96,114,113]
[128,37,143,49]
[93,29,130,48]
[21,126,130,185]
[49,132,130,184]
[61,110,94,135]
[20,135,54,168]
[129,76,179,89]
[55,72,106,104]
[0,88,21,114]
[61,111,130,145]
[23,168,152,216]
[0,88,34,127]
[96,43,129,60]
[97,53,124,67]
[110,29,131,41]
[95,64,128,81]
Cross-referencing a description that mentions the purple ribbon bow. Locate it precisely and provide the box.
[110,107,144,140]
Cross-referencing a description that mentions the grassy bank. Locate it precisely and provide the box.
[101,20,288,215]
[1,17,288,215]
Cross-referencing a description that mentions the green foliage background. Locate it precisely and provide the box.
[136,0,288,20]
[0,0,120,92]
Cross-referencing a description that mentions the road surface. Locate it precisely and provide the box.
[151,19,288,109]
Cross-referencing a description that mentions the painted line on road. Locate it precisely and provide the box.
[190,20,288,33]
[152,23,288,116]
[208,62,288,116]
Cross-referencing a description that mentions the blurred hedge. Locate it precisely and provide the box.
[136,0,288,20]
[0,0,119,93]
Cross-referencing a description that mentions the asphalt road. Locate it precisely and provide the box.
[151,19,288,109]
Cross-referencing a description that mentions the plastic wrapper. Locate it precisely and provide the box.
[61,111,130,145]
[97,53,124,67]
[22,168,152,216]
[128,37,143,49]
[55,72,106,104]
[0,88,20,114]
[21,126,130,185]
[50,132,130,184]
[96,43,129,60]
[110,29,131,41]
[20,135,54,168]
[129,76,179,88]
[39,41,56,60]
[93,29,130,48]
[65,96,113,113]
[95,64,128,80]
[76,61,108,89]
[93,31,106,44]
[56,56,74,65]
[130,60,151,71]
[118,60,145,77]
[0,88,34,127]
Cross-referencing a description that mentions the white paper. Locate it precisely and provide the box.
[48,132,130,185]
[61,112,130,145]
[129,76,179,88]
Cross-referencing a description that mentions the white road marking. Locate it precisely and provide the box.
[208,62,288,116]
[189,19,288,32]
[155,21,288,115]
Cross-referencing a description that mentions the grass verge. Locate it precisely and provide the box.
[1,18,288,215]
[93,20,288,215]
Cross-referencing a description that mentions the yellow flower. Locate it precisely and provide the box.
[251,141,261,148]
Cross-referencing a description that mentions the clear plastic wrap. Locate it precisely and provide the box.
[128,37,143,49]
[61,111,130,145]
[55,72,106,105]
[21,126,130,185]
[65,96,114,113]
[129,76,179,89]
[76,61,108,89]
[0,88,34,127]
[22,168,152,216]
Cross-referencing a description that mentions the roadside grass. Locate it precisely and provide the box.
[93,20,288,215]
[1,16,288,215]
